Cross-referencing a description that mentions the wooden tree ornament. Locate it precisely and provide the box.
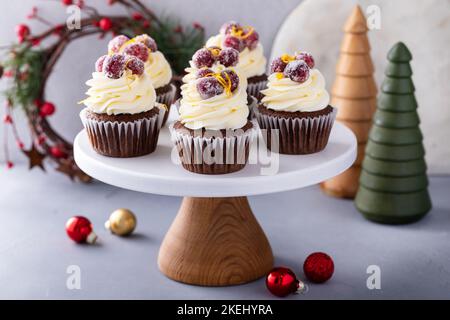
[355,42,431,224]
[321,5,377,198]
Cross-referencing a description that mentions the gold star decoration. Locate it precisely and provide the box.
[22,145,46,171]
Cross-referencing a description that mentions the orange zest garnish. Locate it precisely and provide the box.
[281,54,295,64]
[275,72,284,79]
[230,25,254,39]
[203,71,233,97]
[207,46,221,57]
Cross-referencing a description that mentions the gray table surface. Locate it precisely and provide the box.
[1,166,449,299]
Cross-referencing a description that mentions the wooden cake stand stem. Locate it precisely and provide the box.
[158,196,274,286]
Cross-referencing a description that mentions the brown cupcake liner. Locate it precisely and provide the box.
[169,122,256,174]
[80,107,165,158]
[247,78,268,100]
[254,106,336,154]
[156,83,177,126]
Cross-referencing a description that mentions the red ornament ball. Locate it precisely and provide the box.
[62,0,73,5]
[66,216,97,244]
[266,267,299,297]
[50,146,66,158]
[303,252,334,283]
[39,102,56,117]
[99,18,113,31]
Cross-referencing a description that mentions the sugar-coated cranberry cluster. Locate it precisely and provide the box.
[195,69,239,100]
[220,21,259,52]
[270,52,315,83]
[95,34,158,79]
[192,46,239,69]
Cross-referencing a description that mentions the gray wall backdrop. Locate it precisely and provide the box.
[0,0,300,162]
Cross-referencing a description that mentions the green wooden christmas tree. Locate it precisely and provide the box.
[355,42,432,224]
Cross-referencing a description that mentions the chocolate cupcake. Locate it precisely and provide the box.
[255,52,336,154]
[171,69,255,174]
[205,21,268,98]
[109,34,176,125]
[80,53,165,158]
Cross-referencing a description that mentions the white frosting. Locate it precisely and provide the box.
[261,69,330,112]
[144,51,172,89]
[82,70,156,115]
[205,34,267,79]
[179,76,249,130]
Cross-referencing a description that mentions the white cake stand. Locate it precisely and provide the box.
[74,122,356,286]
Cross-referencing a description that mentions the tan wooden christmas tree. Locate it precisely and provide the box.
[321,5,377,198]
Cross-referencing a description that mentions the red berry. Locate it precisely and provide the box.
[296,52,315,69]
[17,140,24,149]
[37,135,46,145]
[108,35,129,53]
[125,56,145,75]
[196,68,213,79]
[3,115,12,124]
[270,57,287,74]
[218,47,239,67]
[284,60,310,83]
[220,21,240,35]
[40,102,56,117]
[103,54,126,79]
[95,55,108,72]
[222,35,243,52]
[123,42,149,62]
[196,77,224,100]
[132,12,143,21]
[7,161,14,169]
[15,24,30,42]
[244,30,259,50]
[220,70,239,92]
[192,48,215,68]
[62,0,73,5]
[134,34,157,52]
[50,146,66,158]
[99,18,113,31]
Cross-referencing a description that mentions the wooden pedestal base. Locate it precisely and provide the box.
[158,196,274,286]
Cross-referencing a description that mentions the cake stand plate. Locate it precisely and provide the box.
[74,123,356,286]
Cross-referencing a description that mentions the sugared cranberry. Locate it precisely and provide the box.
[218,47,239,67]
[192,48,215,68]
[284,60,310,83]
[296,52,315,69]
[126,56,145,75]
[135,34,157,52]
[108,35,129,53]
[196,68,213,79]
[103,54,126,79]
[270,57,287,74]
[220,21,240,35]
[95,55,108,72]
[220,70,239,92]
[222,35,243,52]
[244,30,259,50]
[123,42,149,62]
[196,77,224,100]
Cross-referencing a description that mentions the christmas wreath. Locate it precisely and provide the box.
[0,0,204,181]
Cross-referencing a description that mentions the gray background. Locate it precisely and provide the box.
[1,0,450,300]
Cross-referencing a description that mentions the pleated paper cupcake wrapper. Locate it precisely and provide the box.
[156,84,177,126]
[80,107,166,158]
[254,106,337,154]
[169,123,257,174]
[247,79,268,100]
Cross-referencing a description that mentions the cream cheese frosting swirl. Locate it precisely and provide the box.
[261,69,330,112]
[144,51,172,88]
[179,76,249,130]
[206,34,266,79]
[83,69,156,115]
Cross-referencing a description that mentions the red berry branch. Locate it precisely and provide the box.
[0,0,204,181]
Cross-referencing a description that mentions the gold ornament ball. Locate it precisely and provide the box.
[105,209,137,236]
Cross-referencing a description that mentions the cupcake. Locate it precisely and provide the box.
[172,69,255,174]
[205,21,267,98]
[108,34,175,125]
[80,53,166,157]
[255,52,336,154]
